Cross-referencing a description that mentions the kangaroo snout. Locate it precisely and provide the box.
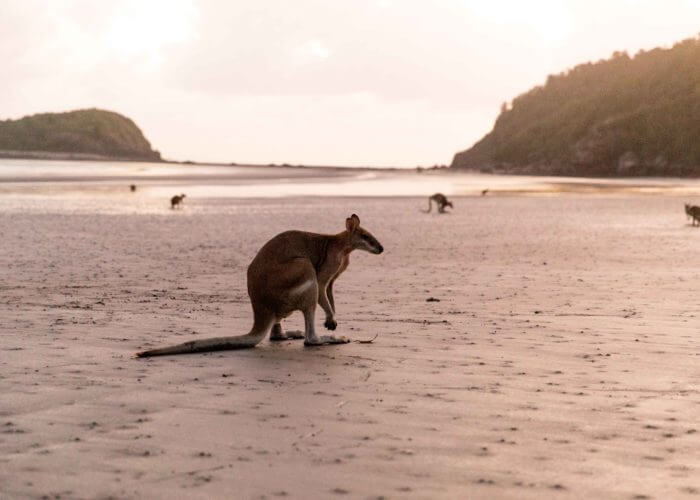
[373,244,384,254]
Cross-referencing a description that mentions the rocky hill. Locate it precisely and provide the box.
[0,108,161,161]
[452,36,700,176]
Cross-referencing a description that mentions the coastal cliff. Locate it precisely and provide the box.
[452,36,700,176]
[0,108,161,161]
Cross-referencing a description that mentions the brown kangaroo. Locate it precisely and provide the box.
[685,203,700,226]
[171,194,186,209]
[137,214,383,357]
[423,193,453,213]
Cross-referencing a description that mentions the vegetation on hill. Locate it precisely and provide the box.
[0,108,160,161]
[452,36,700,176]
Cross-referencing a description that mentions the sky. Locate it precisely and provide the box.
[2,1,699,166]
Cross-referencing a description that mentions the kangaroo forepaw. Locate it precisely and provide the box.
[324,319,337,331]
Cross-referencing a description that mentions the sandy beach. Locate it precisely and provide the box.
[1,179,700,498]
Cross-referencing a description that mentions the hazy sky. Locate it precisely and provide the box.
[2,1,699,166]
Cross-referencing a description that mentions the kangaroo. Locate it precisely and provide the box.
[137,214,383,357]
[170,194,186,209]
[423,193,453,214]
[685,203,700,226]
[130,184,137,192]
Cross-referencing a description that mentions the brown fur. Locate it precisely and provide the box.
[137,214,383,357]
[170,194,186,209]
[685,203,700,226]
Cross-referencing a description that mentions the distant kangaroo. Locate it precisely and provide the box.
[685,203,700,226]
[170,194,186,209]
[423,193,453,213]
[137,214,383,357]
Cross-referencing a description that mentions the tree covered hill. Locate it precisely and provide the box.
[452,36,700,176]
[0,108,161,161]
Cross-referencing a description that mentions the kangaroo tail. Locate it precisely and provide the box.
[422,199,432,213]
[137,318,271,357]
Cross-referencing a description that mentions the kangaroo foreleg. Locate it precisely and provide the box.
[327,256,348,314]
[318,286,336,330]
[303,304,348,346]
[327,280,336,312]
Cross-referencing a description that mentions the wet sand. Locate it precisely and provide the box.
[1,194,699,499]
[5,158,700,201]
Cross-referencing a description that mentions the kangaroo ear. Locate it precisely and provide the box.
[345,214,360,232]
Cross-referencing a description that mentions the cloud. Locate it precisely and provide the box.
[292,39,332,63]
[2,0,700,165]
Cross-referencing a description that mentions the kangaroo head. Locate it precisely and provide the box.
[445,201,453,208]
[345,214,383,254]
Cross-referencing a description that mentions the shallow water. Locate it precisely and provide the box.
[2,158,700,215]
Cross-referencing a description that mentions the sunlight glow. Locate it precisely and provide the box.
[292,39,332,65]
[104,0,197,65]
[471,0,574,43]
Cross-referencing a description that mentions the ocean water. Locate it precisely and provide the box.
[1,158,700,215]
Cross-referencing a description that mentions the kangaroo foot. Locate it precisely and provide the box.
[304,335,350,346]
[324,319,337,330]
[270,330,305,341]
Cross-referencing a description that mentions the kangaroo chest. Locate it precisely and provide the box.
[317,251,349,283]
